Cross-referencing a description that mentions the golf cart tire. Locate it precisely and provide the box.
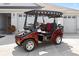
[54,36,62,45]
[22,39,35,52]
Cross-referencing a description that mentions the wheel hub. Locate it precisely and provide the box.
[26,41,34,50]
[56,37,61,44]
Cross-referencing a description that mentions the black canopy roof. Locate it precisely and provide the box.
[24,10,63,18]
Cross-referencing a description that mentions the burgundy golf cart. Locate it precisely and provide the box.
[15,10,63,52]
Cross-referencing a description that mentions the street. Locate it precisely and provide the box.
[0,34,79,56]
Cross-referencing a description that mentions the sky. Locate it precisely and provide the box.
[50,3,79,10]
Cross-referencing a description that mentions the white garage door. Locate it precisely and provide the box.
[63,16,76,33]
[17,13,26,32]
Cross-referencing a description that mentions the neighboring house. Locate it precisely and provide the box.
[0,3,79,34]
[0,3,42,34]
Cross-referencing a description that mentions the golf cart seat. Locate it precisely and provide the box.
[46,21,57,32]
[38,23,53,37]
[46,23,52,32]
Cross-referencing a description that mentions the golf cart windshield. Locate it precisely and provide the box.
[26,15,35,26]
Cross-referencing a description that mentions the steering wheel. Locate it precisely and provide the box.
[58,24,63,29]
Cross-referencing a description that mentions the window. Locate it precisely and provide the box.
[26,16,35,26]
[19,14,22,17]
[68,16,71,18]
[63,16,67,18]
[72,16,76,18]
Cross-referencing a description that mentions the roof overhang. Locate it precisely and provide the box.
[0,6,42,9]
[0,3,43,9]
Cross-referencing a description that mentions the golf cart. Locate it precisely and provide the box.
[15,10,63,52]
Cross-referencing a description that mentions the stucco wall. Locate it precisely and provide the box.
[77,16,79,33]
[11,12,79,34]
[11,13,26,33]
[16,15,63,33]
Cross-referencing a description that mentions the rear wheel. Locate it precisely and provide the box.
[22,39,35,52]
[55,36,62,45]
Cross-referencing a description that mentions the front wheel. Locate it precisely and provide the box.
[55,36,62,45]
[22,39,35,52]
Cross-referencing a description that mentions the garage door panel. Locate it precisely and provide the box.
[64,16,76,33]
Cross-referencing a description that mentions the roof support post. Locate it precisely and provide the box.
[33,15,38,29]
[24,14,27,29]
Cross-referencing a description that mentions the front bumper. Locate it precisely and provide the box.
[15,36,23,45]
[15,32,31,45]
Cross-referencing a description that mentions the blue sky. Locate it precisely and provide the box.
[50,3,79,10]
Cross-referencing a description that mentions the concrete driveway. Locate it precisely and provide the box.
[0,34,79,56]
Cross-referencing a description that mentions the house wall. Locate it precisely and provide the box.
[0,10,78,34]
[17,13,25,32]
[14,15,60,33]
[10,12,79,34]
[63,13,79,34]
[11,13,17,26]
[11,13,26,33]
[77,15,79,33]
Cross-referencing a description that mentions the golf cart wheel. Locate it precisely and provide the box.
[55,36,62,45]
[22,39,35,52]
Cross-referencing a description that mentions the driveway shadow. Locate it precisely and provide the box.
[12,46,30,56]
[54,42,79,56]
[12,41,79,56]
[12,42,50,56]
[0,35,5,38]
